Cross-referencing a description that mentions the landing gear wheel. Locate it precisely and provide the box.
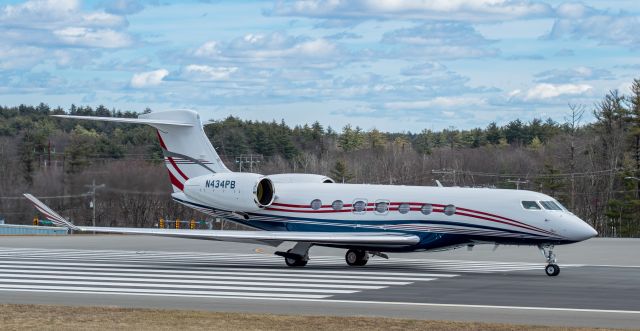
[345,249,369,266]
[539,244,560,277]
[284,249,308,267]
[545,263,560,276]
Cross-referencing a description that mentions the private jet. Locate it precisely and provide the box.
[25,109,598,276]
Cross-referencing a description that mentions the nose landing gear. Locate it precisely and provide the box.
[539,244,560,276]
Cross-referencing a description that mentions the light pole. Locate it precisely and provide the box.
[507,179,529,190]
[85,179,105,234]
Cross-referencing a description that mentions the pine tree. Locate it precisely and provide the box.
[330,160,353,183]
[529,136,543,150]
[486,122,501,145]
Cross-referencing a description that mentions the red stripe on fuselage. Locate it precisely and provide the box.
[264,203,552,236]
[265,207,353,213]
[280,200,554,235]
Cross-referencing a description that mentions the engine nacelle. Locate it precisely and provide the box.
[183,172,275,212]
[267,173,334,184]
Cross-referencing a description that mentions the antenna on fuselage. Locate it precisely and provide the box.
[435,180,444,187]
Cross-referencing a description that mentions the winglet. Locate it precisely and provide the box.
[23,194,78,230]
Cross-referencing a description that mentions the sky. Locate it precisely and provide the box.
[1,0,639,132]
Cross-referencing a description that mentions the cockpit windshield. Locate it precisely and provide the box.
[554,200,568,211]
[540,200,562,210]
[521,201,541,210]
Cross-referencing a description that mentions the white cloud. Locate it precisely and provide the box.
[534,66,613,83]
[271,0,553,22]
[441,111,456,118]
[193,41,220,57]
[1,0,126,29]
[385,96,486,110]
[53,27,132,48]
[252,38,336,58]
[182,65,237,81]
[380,22,498,59]
[547,7,640,48]
[0,0,132,51]
[130,69,169,88]
[0,44,46,70]
[190,33,340,69]
[2,0,79,21]
[80,12,127,28]
[512,83,593,101]
[555,2,596,19]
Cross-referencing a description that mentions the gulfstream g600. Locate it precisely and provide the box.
[25,110,597,276]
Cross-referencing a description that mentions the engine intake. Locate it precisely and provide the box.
[255,177,275,207]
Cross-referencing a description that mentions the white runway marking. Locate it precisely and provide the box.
[0,247,579,300]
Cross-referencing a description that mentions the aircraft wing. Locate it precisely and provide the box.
[24,194,419,247]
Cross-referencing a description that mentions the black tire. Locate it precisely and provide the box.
[284,249,308,267]
[345,249,369,266]
[545,263,560,276]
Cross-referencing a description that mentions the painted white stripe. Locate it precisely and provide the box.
[0,286,330,299]
[1,251,289,261]
[0,260,459,278]
[0,279,358,294]
[0,255,544,271]
[0,273,387,290]
[0,248,520,265]
[2,247,574,271]
[0,264,438,282]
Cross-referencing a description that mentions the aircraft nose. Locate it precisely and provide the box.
[570,219,598,241]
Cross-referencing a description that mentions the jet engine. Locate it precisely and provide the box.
[183,172,274,212]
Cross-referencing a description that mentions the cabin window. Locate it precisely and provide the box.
[375,201,389,214]
[398,203,410,214]
[420,204,432,215]
[540,201,562,211]
[353,200,367,213]
[310,199,322,210]
[332,200,344,210]
[522,201,541,210]
[444,204,456,216]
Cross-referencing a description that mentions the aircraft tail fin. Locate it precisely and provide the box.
[23,193,78,230]
[53,110,230,192]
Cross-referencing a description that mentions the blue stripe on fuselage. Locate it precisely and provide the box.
[172,196,550,238]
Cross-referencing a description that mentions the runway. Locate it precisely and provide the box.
[0,236,639,329]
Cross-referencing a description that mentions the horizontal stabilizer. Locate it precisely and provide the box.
[52,115,193,127]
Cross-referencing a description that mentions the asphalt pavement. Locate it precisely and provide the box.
[0,236,638,329]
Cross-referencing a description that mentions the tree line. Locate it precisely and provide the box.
[1,79,639,236]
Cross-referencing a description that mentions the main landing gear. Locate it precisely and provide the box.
[539,244,560,276]
[277,244,386,267]
[275,243,311,267]
[345,249,369,266]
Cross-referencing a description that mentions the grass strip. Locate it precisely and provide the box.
[0,304,626,331]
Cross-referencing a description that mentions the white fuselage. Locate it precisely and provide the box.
[177,181,597,252]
